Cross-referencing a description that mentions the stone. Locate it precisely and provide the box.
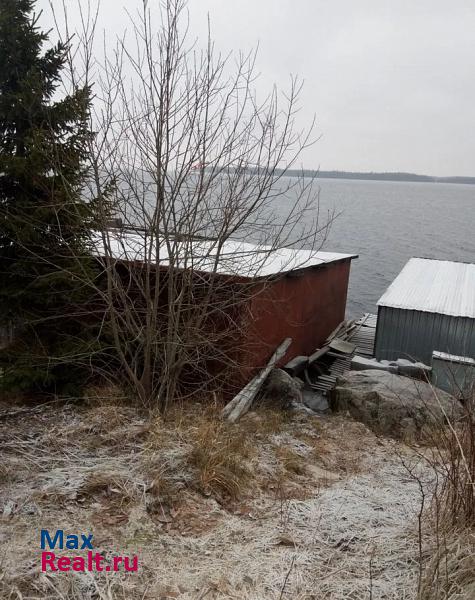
[261,368,302,409]
[396,358,431,379]
[290,401,319,415]
[351,355,397,373]
[350,356,431,380]
[330,369,463,438]
[302,389,329,413]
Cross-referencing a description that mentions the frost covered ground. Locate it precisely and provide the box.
[0,396,432,599]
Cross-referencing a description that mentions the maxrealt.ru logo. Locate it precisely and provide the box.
[40,530,138,572]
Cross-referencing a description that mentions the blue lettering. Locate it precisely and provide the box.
[81,534,94,549]
[66,535,79,549]
[41,530,63,550]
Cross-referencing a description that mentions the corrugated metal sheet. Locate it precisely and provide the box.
[433,351,475,365]
[374,306,475,364]
[377,258,475,318]
[346,313,377,357]
[92,230,357,278]
[432,351,475,395]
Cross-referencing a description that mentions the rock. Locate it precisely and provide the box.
[261,368,302,409]
[351,355,398,373]
[302,389,329,413]
[330,369,463,438]
[396,358,431,379]
[290,401,319,415]
[350,356,431,380]
[293,376,305,390]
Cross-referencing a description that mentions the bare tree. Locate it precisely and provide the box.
[52,0,334,409]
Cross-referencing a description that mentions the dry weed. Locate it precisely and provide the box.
[0,462,16,484]
[238,408,292,436]
[0,569,136,600]
[189,417,255,501]
[144,403,259,502]
[275,446,307,476]
[2,396,431,599]
[83,383,129,406]
[418,530,475,600]
[80,470,140,506]
[410,389,475,529]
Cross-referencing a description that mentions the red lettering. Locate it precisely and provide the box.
[41,552,57,572]
[57,556,71,572]
[113,556,122,571]
[94,553,104,571]
[124,556,138,572]
[72,557,86,572]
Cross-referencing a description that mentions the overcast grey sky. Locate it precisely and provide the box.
[38,0,475,176]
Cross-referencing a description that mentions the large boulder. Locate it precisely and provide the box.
[260,368,302,409]
[330,369,463,438]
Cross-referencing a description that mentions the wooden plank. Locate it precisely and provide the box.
[308,346,330,364]
[283,355,309,376]
[325,322,345,343]
[223,338,292,423]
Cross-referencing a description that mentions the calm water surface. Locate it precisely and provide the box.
[277,178,475,318]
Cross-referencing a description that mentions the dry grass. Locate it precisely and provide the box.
[407,388,475,526]
[275,446,307,476]
[141,402,312,504]
[398,385,475,599]
[418,530,475,600]
[439,396,475,529]
[0,462,16,484]
[0,570,134,600]
[188,417,254,501]
[238,408,292,436]
[144,402,257,502]
[0,392,444,599]
[83,383,130,406]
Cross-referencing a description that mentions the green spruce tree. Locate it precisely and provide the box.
[0,0,100,393]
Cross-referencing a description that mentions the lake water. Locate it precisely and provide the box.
[124,173,474,318]
[280,178,475,318]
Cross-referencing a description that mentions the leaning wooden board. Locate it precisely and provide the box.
[222,338,292,423]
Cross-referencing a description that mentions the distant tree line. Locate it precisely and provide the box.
[212,167,475,185]
[280,170,475,185]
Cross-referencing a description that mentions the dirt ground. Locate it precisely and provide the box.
[0,395,433,599]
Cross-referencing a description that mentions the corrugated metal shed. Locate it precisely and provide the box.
[432,351,475,395]
[92,230,357,279]
[375,258,475,364]
[377,258,475,318]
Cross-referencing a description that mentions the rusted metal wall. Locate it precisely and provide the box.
[242,259,353,373]
[100,256,354,397]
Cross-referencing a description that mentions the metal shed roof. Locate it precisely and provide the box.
[377,258,475,319]
[92,230,357,279]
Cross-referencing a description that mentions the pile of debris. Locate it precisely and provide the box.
[222,311,441,425]
[281,317,378,398]
[222,320,366,423]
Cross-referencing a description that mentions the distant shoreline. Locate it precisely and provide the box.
[205,167,475,185]
[285,170,475,185]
